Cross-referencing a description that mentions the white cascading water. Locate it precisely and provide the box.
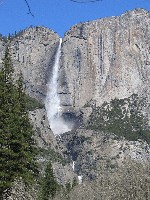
[45,38,71,135]
[72,161,75,171]
[78,175,83,184]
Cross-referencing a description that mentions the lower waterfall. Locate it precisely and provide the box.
[45,38,72,135]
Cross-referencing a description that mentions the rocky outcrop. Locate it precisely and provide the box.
[58,9,150,119]
[0,37,6,68]
[3,179,38,200]
[29,108,57,149]
[58,129,150,181]
[9,27,60,103]
[68,160,149,200]
[53,162,77,185]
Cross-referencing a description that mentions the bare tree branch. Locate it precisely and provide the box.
[24,0,34,17]
[23,0,102,17]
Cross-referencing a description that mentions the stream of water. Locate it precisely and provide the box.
[45,38,71,135]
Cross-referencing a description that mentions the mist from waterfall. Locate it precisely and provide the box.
[45,38,72,135]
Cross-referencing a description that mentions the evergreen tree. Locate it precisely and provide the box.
[0,46,16,195]
[0,47,38,197]
[40,162,58,200]
[10,73,38,181]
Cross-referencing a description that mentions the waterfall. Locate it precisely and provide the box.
[78,175,83,184]
[72,161,75,171]
[45,38,71,135]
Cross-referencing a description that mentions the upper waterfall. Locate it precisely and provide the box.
[45,38,72,135]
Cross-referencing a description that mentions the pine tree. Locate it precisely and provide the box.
[15,73,38,180]
[0,46,16,195]
[0,47,38,197]
[40,162,58,200]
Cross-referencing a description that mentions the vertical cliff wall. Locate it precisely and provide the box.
[9,27,60,103]
[58,9,150,116]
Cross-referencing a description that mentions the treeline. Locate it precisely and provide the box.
[0,45,38,197]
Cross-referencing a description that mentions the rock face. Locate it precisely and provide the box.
[58,129,150,181]
[0,37,6,68]
[58,9,150,119]
[29,108,57,149]
[9,27,60,103]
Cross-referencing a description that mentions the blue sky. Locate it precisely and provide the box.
[0,0,150,37]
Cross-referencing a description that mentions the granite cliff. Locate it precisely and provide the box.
[58,9,150,123]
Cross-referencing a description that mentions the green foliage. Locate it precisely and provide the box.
[87,94,150,143]
[40,162,58,200]
[24,94,44,111]
[59,179,78,200]
[38,148,66,166]
[65,182,72,193]
[83,100,92,108]
[0,47,38,197]
[72,177,78,188]
[0,34,7,42]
